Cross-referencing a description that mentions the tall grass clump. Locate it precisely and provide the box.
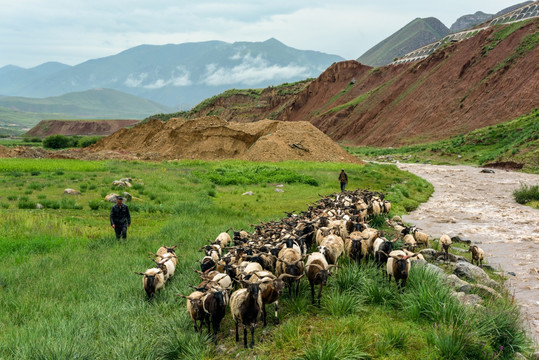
[294,336,371,360]
[194,164,319,186]
[400,264,466,326]
[17,199,36,209]
[513,183,539,204]
[322,289,364,317]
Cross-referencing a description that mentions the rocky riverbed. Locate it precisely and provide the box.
[396,163,539,344]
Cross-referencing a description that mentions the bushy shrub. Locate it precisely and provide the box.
[18,200,36,209]
[513,183,539,204]
[60,198,82,210]
[43,135,73,149]
[41,200,60,209]
[88,200,101,210]
[77,136,102,148]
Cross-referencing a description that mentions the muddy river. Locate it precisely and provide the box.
[396,163,539,343]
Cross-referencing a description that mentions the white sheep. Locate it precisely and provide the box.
[319,234,344,265]
[134,268,165,301]
[440,234,452,260]
[469,245,485,267]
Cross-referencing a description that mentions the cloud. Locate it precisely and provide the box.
[124,73,148,87]
[202,53,308,86]
[124,68,192,89]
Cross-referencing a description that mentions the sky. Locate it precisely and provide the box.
[0,0,526,68]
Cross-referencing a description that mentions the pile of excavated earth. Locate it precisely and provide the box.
[0,117,361,163]
[87,116,361,162]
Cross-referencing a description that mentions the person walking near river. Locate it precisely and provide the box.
[110,196,131,240]
[339,169,348,192]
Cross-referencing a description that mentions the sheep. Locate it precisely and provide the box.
[156,244,179,266]
[304,252,337,307]
[412,229,430,248]
[374,237,397,266]
[199,256,216,273]
[402,234,416,250]
[178,291,207,332]
[202,245,221,262]
[319,234,344,265]
[134,268,165,301]
[229,280,268,348]
[346,234,368,267]
[402,249,425,261]
[202,288,229,345]
[276,248,304,297]
[468,245,484,267]
[440,234,452,260]
[250,272,298,326]
[215,232,232,248]
[386,251,417,290]
[315,227,332,246]
[149,256,176,281]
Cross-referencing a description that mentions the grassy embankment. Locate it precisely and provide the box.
[0,159,533,359]
[346,109,539,174]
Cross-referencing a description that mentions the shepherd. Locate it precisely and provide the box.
[110,196,131,240]
[338,169,348,192]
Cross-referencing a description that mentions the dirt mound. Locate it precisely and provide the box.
[26,120,140,137]
[483,161,524,170]
[90,116,361,163]
[0,145,12,158]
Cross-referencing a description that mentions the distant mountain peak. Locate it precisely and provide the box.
[357,17,449,67]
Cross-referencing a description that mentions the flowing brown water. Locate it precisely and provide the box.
[396,163,539,343]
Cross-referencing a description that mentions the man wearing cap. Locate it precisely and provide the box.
[338,169,348,192]
[110,196,131,240]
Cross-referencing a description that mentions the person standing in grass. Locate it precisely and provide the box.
[110,196,130,240]
[339,169,348,192]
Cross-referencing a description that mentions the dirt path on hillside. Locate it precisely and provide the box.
[396,163,539,343]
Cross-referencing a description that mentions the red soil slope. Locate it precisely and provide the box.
[280,20,538,146]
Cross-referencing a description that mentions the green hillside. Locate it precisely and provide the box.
[0,107,76,136]
[0,88,172,131]
[347,109,539,173]
[357,17,450,67]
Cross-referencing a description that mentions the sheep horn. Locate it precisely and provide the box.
[304,263,324,271]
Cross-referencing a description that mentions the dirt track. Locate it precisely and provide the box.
[397,163,539,343]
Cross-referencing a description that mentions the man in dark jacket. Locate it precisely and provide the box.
[110,196,131,240]
[338,169,348,192]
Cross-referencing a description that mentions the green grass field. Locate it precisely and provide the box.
[0,159,533,359]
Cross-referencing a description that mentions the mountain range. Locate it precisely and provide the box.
[357,1,534,67]
[0,88,171,132]
[0,39,344,109]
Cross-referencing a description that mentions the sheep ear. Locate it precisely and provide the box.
[134,272,145,276]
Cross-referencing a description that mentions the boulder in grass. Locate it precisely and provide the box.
[64,188,81,195]
[112,180,129,188]
[122,192,132,202]
[445,274,469,289]
[454,261,497,287]
[105,193,120,202]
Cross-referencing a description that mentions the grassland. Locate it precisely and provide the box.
[0,159,533,359]
[346,109,539,174]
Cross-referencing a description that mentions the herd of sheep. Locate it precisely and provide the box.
[135,189,485,349]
